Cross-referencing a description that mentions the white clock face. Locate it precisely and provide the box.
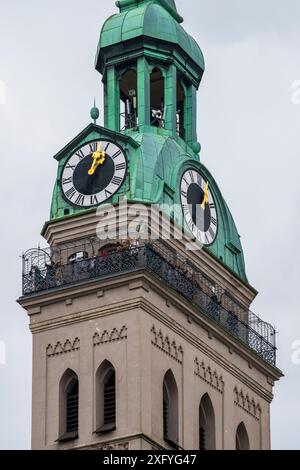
[180,169,218,245]
[61,140,127,208]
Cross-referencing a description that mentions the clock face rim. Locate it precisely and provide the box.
[60,139,127,209]
[180,169,218,246]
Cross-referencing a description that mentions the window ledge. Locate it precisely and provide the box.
[95,423,116,435]
[56,431,78,443]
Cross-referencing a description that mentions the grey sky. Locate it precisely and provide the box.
[0,0,299,449]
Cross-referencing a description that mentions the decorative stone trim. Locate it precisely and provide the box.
[46,338,80,357]
[151,325,183,364]
[234,386,261,421]
[85,441,129,451]
[194,357,224,394]
[93,326,127,346]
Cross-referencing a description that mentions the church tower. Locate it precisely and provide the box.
[19,0,282,450]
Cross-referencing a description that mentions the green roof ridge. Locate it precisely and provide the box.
[115,0,183,23]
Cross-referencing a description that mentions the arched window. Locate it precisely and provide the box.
[176,79,185,139]
[96,360,116,434]
[150,68,165,128]
[58,369,79,442]
[236,422,250,450]
[120,68,138,130]
[199,393,216,450]
[163,369,179,447]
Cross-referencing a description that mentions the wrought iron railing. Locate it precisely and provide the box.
[22,243,276,366]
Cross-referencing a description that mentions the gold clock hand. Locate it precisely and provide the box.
[88,143,106,176]
[201,181,209,210]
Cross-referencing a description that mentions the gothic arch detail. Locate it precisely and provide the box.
[151,325,183,364]
[47,337,80,358]
[194,358,224,394]
[93,326,127,346]
[234,387,261,421]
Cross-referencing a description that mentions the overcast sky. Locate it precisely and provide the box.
[0,0,299,450]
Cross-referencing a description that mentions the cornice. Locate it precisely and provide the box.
[19,269,282,399]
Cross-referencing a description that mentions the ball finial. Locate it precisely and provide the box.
[90,98,100,124]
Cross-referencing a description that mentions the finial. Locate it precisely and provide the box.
[90,98,100,124]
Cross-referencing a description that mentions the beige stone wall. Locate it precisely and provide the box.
[23,269,278,450]
[17,210,282,450]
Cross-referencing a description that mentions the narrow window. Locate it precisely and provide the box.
[176,79,185,139]
[199,393,216,450]
[162,369,179,447]
[96,360,116,434]
[58,369,79,442]
[236,422,250,450]
[103,370,116,427]
[150,68,165,128]
[120,69,138,131]
[66,380,79,433]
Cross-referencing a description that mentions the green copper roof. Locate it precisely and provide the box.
[99,1,204,70]
[116,0,182,22]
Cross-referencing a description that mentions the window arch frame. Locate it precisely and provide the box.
[150,66,166,129]
[118,66,138,131]
[162,369,179,448]
[236,422,250,450]
[199,393,216,450]
[58,368,79,442]
[95,359,117,434]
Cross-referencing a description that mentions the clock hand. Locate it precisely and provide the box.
[88,143,106,176]
[201,181,209,210]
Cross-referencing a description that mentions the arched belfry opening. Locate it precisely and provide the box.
[176,78,185,139]
[236,422,250,450]
[96,360,116,434]
[119,68,138,131]
[199,393,216,450]
[58,369,79,442]
[150,67,165,128]
[163,369,179,447]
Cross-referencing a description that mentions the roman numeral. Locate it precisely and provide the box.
[111,176,122,186]
[105,189,112,199]
[183,178,188,186]
[75,149,85,160]
[197,175,203,187]
[65,187,76,200]
[104,142,110,152]
[115,162,126,171]
[205,234,210,244]
[211,217,217,226]
[182,204,190,214]
[208,227,215,241]
[111,150,122,160]
[90,195,98,205]
[188,171,195,183]
[181,190,187,198]
[62,177,73,185]
[66,163,75,171]
[209,203,215,209]
[89,142,98,153]
[75,194,85,206]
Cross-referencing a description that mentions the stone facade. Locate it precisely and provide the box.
[19,211,282,450]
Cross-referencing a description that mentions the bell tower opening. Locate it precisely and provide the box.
[150,68,165,129]
[176,79,185,139]
[120,68,138,131]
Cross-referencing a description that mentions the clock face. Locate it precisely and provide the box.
[61,140,127,208]
[180,169,218,246]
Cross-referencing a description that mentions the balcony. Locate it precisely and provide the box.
[21,242,276,366]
